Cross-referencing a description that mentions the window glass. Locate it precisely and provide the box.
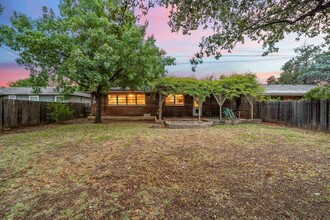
[136,94,146,105]
[55,96,65,103]
[117,94,126,105]
[165,95,175,105]
[193,99,199,108]
[108,94,117,105]
[127,94,136,105]
[29,96,39,101]
[175,95,184,105]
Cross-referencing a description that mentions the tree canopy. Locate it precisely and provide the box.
[303,86,330,100]
[157,0,330,67]
[8,77,47,87]
[152,74,263,120]
[0,0,174,123]
[268,44,330,84]
[214,74,263,100]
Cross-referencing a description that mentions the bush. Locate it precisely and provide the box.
[303,86,330,100]
[47,102,74,123]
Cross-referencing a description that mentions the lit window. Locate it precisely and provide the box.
[193,99,199,107]
[117,94,126,105]
[165,94,185,106]
[165,95,175,105]
[127,94,136,105]
[136,94,146,105]
[8,95,16,100]
[108,94,117,105]
[29,96,39,101]
[108,93,146,105]
[175,95,184,105]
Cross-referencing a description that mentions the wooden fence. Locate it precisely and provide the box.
[254,100,330,132]
[0,99,87,130]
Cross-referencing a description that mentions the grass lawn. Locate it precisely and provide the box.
[0,121,329,219]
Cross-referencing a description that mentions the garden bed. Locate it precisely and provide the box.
[164,119,213,128]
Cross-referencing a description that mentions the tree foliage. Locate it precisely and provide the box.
[152,74,263,120]
[9,77,48,87]
[303,86,330,100]
[156,0,330,67]
[214,74,263,100]
[274,44,330,84]
[277,44,322,84]
[299,53,330,84]
[0,0,174,123]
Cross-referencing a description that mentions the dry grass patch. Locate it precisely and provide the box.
[0,122,329,219]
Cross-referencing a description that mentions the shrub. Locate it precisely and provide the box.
[47,102,74,123]
[303,86,330,100]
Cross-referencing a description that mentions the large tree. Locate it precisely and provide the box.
[0,0,174,123]
[277,44,322,84]
[157,0,330,67]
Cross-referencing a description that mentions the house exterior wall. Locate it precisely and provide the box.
[96,92,158,116]
[94,92,225,117]
[0,94,91,104]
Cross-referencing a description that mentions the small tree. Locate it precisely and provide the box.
[303,86,330,100]
[153,77,214,122]
[213,74,263,119]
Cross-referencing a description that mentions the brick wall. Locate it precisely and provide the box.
[92,92,232,117]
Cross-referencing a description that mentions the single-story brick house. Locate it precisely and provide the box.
[91,84,317,118]
[0,87,91,105]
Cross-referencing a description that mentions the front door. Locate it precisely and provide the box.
[192,97,199,116]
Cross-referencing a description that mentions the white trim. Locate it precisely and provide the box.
[8,95,16,100]
[55,96,65,102]
[29,96,39,101]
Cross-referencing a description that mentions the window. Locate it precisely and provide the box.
[193,99,199,108]
[165,94,185,106]
[136,94,146,105]
[29,96,39,101]
[8,95,16,100]
[108,94,117,105]
[55,96,66,102]
[108,93,146,105]
[127,94,136,105]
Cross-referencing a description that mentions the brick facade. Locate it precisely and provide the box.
[91,91,236,118]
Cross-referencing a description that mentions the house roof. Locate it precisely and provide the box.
[263,84,318,96]
[0,87,91,98]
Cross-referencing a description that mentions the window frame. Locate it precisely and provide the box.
[29,96,39,101]
[165,94,185,106]
[8,95,16,100]
[55,96,67,103]
[108,93,146,106]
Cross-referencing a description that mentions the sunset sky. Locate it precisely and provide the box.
[0,0,325,86]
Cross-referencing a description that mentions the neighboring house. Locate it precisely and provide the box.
[0,87,91,105]
[263,84,318,100]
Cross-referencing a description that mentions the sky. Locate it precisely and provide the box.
[0,0,325,86]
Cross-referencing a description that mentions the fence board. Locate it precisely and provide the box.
[255,100,330,132]
[0,99,87,130]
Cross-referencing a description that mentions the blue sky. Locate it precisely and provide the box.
[0,0,325,86]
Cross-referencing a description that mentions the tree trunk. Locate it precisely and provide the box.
[94,93,102,124]
[158,92,163,120]
[198,99,203,123]
[220,105,222,120]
